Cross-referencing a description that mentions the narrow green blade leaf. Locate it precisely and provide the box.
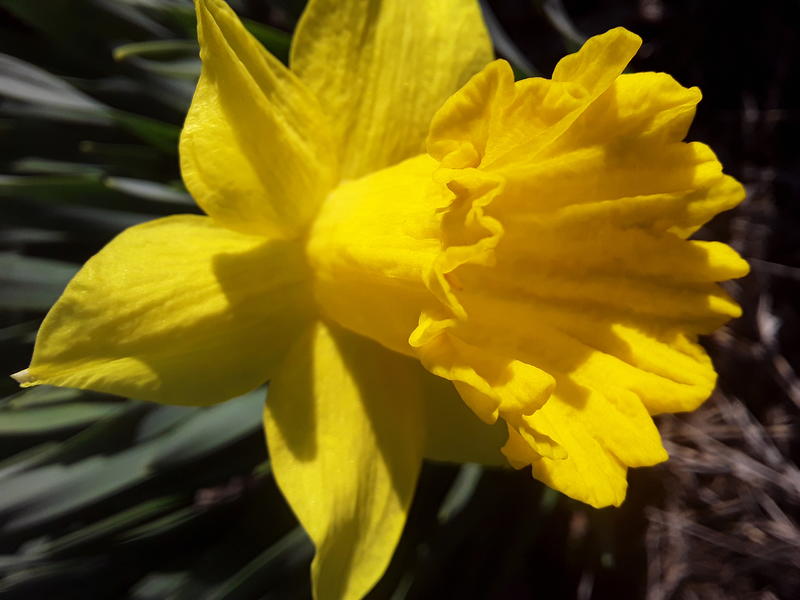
[204,527,312,600]
[148,389,265,470]
[40,494,185,557]
[0,402,129,436]
[0,253,78,311]
[0,54,112,124]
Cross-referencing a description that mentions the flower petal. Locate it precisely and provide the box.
[551,27,642,95]
[307,153,444,358]
[428,27,643,169]
[506,384,659,508]
[20,215,313,405]
[181,0,337,238]
[264,322,426,600]
[518,373,667,509]
[290,0,492,179]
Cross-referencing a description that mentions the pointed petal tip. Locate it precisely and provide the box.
[608,25,642,42]
[598,26,642,55]
[10,368,34,385]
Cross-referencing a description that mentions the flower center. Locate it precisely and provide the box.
[304,154,445,357]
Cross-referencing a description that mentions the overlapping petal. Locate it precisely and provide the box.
[306,153,444,357]
[18,215,313,405]
[264,322,426,600]
[290,0,493,179]
[181,0,337,238]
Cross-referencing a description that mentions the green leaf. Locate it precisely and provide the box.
[40,494,185,557]
[6,386,85,410]
[0,174,106,201]
[103,176,193,205]
[0,554,47,577]
[0,442,62,481]
[0,557,108,596]
[0,54,112,125]
[0,402,129,436]
[0,442,162,534]
[539,0,586,49]
[0,391,264,536]
[0,174,194,215]
[134,404,200,443]
[10,159,105,177]
[0,227,69,245]
[114,39,197,62]
[111,111,181,154]
[0,402,150,474]
[78,140,167,164]
[114,39,201,79]
[130,571,191,600]
[203,527,312,600]
[119,504,206,545]
[0,253,78,311]
[88,0,176,38]
[0,320,39,345]
[437,463,483,523]
[148,388,265,470]
[23,203,152,233]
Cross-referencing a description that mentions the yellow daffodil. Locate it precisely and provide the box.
[12,0,748,597]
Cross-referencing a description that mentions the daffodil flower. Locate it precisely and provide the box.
[12,0,748,597]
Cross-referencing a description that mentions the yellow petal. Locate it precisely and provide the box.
[428,27,642,170]
[290,0,492,179]
[264,322,426,600]
[412,321,555,426]
[498,363,669,508]
[23,215,313,405]
[551,27,641,95]
[181,0,337,238]
[517,384,662,508]
[307,153,444,358]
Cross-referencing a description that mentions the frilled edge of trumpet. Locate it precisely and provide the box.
[408,30,749,507]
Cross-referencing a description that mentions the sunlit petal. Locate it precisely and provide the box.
[264,322,426,599]
[181,0,337,238]
[22,215,313,405]
[291,0,492,179]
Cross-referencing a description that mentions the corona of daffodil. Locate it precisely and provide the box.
[12,0,749,597]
